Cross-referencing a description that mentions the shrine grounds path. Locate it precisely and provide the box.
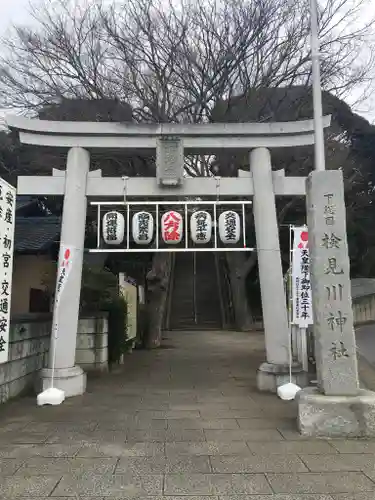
[1,331,375,499]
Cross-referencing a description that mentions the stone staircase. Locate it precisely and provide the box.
[167,252,224,330]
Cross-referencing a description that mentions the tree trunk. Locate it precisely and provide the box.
[226,252,256,331]
[144,253,172,349]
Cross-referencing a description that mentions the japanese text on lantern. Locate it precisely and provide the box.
[224,211,237,241]
[195,212,208,241]
[163,211,182,242]
[138,212,151,241]
[0,179,16,364]
[106,212,118,241]
[322,192,347,358]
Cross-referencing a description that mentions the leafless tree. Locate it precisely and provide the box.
[0,0,374,120]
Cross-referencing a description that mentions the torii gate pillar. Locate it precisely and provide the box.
[251,148,306,392]
[39,147,90,397]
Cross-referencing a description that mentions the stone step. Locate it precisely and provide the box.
[168,252,223,330]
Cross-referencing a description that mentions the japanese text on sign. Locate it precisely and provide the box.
[330,341,349,360]
[324,193,336,226]
[0,179,16,364]
[322,192,348,357]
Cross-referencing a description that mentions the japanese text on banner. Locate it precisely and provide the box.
[55,246,74,306]
[292,227,313,327]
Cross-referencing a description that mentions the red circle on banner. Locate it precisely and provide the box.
[300,231,308,242]
[64,249,70,260]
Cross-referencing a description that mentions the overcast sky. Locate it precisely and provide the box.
[0,0,375,124]
[0,0,31,35]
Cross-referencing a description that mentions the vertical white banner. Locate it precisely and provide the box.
[0,179,16,364]
[55,245,74,307]
[50,245,75,377]
[292,227,313,327]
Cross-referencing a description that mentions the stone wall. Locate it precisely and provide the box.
[75,315,108,372]
[351,278,375,326]
[353,294,375,325]
[0,313,108,404]
[0,314,50,403]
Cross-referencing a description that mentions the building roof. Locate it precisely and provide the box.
[14,217,61,253]
[351,278,375,300]
[15,196,37,212]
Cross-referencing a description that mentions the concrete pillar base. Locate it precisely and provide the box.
[256,361,308,393]
[37,366,87,398]
[297,387,375,437]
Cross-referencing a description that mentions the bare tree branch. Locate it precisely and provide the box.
[0,0,374,178]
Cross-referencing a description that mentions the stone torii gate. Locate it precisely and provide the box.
[8,114,375,437]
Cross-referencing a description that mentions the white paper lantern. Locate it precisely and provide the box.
[218,210,240,244]
[190,211,212,244]
[161,210,183,244]
[132,211,154,245]
[102,211,125,245]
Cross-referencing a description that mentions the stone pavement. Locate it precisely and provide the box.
[0,331,375,499]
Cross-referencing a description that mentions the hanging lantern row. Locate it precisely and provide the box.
[102,210,241,245]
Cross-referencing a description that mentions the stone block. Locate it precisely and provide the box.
[10,319,51,342]
[164,473,273,495]
[0,354,45,402]
[126,428,206,442]
[0,475,60,497]
[267,471,375,494]
[116,456,212,474]
[10,336,49,361]
[331,494,375,500]
[79,361,108,373]
[297,386,375,437]
[168,418,239,430]
[75,349,96,365]
[76,345,107,368]
[7,372,35,400]
[2,443,83,458]
[204,429,283,442]
[53,473,163,497]
[247,440,336,455]
[15,457,117,476]
[165,441,251,456]
[299,452,375,472]
[77,442,165,457]
[76,332,107,350]
[78,316,108,334]
[256,361,309,393]
[76,333,95,350]
[210,454,308,473]
[331,440,375,454]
